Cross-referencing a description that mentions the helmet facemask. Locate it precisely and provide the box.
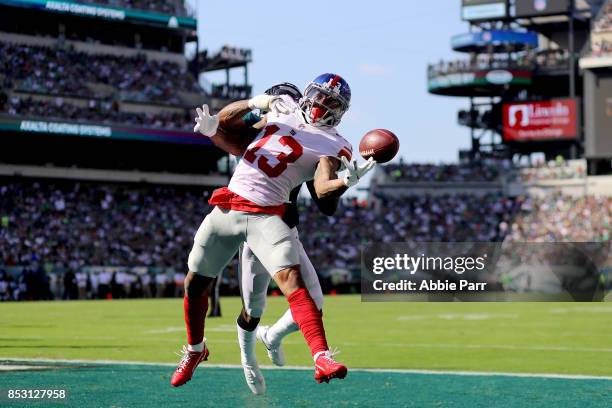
[300,84,349,127]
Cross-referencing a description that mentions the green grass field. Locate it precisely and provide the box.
[1,296,612,407]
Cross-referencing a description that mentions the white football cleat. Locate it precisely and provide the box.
[256,325,286,366]
[242,363,266,395]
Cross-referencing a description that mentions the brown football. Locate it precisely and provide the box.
[359,129,399,163]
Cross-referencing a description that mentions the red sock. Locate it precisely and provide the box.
[287,288,328,357]
[184,294,208,345]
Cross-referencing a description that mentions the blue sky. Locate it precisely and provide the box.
[189,0,469,163]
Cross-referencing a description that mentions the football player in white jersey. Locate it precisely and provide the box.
[231,83,341,395]
[170,74,376,388]
[203,82,335,394]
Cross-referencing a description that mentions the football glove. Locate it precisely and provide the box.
[341,156,377,188]
[193,104,219,137]
[248,94,294,115]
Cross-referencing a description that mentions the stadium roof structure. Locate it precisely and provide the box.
[0,0,197,30]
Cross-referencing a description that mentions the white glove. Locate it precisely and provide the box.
[269,97,296,115]
[247,94,274,110]
[341,156,377,187]
[248,94,294,115]
[193,104,219,137]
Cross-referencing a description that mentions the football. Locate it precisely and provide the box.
[359,129,399,163]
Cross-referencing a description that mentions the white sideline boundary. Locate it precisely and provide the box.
[2,357,612,381]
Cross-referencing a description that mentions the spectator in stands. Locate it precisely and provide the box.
[130,275,144,298]
[141,272,152,298]
[0,270,9,301]
[174,271,185,297]
[63,269,78,300]
[98,270,112,299]
[76,270,88,299]
[111,271,125,298]
[155,272,167,298]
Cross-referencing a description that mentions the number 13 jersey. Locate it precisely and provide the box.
[228,97,352,207]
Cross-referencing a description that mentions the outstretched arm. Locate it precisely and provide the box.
[194,101,265,156]
[217,100,252,132]
[217,93,289,131]
[312,155,378,204]
[306,179,340,216]
[312,156,348,201]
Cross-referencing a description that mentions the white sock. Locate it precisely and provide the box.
[266,309,299,346]
[187,341,204,352]
[237,323,257,366]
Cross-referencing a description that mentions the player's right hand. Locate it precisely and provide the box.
[341,156,377,187]
[194,104,220,137]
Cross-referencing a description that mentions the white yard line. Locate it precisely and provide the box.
[340,342,612,353]
[2,357,612,381]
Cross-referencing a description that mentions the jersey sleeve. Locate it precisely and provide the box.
[337,144,352,161]
[331,133,352,171]
[335,133,353,161]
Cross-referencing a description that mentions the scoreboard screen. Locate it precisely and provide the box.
[461,0,507,21]
[514,0,570,18]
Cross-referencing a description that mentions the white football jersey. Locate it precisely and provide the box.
[228,96,352,206]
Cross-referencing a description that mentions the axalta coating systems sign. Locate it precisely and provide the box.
[503,98,578,142]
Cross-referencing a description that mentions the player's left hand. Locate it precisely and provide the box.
[341,156,377,187]
[269,97,296,115]
[248,94,295,115]
[193,104,219,137]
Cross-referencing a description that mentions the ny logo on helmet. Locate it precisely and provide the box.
[323,78,343,94]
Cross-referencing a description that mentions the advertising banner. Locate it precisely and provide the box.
[0,0,197,29]
[0,116,213,145]
[503,98,578,142]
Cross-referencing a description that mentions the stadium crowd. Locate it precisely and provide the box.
[506,194,612,243]
[429,55,532,76]
[0,43,201,104]
[210,84,253,100]
[519,159,586,182]
[1,155,610,301]
[298,193,522,271]
[593,1,612,33]
[0,181,212,269]
[0,180,214,300]
[591,38,612,56]
[0,178,521,300]
[588,0,612,57]
[2,95,193,130]
[381,160,507,182]
[428,49,569,77]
